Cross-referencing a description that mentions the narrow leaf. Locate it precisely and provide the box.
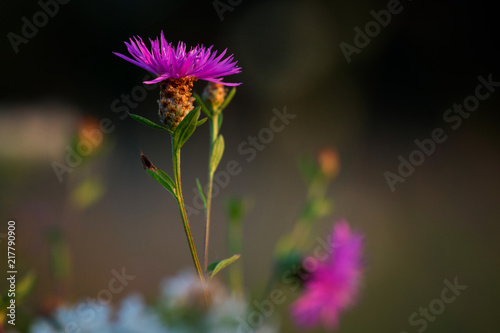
[173,107,201,150]
[196,178,207,208]
[146,169,176,198]
[141,152,176,197]
[218,87,236,113]
[197,117,208,127]
[207,254,241,279]
[130,114,171,132]
[194,92,212,116]
[209,134,225,174]
[16,271,36,302]
[302,198,333,221]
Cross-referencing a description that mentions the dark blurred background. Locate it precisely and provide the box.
[1,0,499,332]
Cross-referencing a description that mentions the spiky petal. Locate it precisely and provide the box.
[114,31,241,86]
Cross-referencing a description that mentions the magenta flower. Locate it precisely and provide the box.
[113,31,241,86]
[291,220,364,329]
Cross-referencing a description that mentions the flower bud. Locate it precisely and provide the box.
[318,148,340,179]
[202,82,227,110]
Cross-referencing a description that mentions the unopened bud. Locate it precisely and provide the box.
[78,117,103,153]
[140,152,156,171]
[318,148,340,179]
[202,82,227,110]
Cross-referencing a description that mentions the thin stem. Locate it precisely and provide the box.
[203,114,219,271]
[228,214,244,296]
[172,142,205,285]
[290,174,330,249]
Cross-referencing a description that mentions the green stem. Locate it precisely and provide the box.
[203,114,219,271]
[228,215,244,295]
[172,141,205,285]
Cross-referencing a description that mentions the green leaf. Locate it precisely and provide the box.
[130,114,171,132]
[196,178,207,209]
[141,152,176,197]
[207,254,241,279]
[0,296,6,310]
[298,155,319,184]
[173,107,201,151]
[217,87,236,113]
[16,271,36,302]
[49,229,71,280]
[146,169,176,198]
[71,178,105,209]
[302,197,333,221]
[194,92,212,116]
[209,134,225,174]
[197,117,208,127]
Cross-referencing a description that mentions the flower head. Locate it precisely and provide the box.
[113,31,241,86]
[291,220,364,329]
[114,32,241,130]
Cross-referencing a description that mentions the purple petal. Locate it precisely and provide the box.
[291,220,364,329]
[114,31,241,85]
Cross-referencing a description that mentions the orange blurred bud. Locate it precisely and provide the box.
[318,147,340,179]
[77,116,103,153]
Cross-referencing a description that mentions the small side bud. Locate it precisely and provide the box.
[318,148,340,179]
[203,82,227,110]
[140,151,156,171]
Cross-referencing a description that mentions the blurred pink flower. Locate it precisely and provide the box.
[291,220,364,329]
